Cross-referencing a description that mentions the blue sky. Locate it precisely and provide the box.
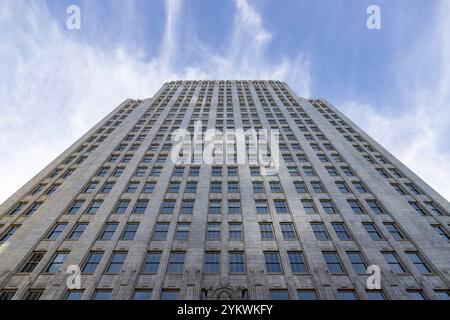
[1,0,450,202]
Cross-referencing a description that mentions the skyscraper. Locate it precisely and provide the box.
[0,80,449,300]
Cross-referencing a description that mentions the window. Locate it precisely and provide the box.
[347,251,367,274]
[65,290,84,300]
[126,182,139,193]
[106,251,127,273]
[407,290,426,300]
[225,223,242,241]
[167,181,181,193]
[363,223,383,240]
[121,223,139,240]
[255,200,269,214]
[115,200,130,214]
[67,200,84,214]
[250,167,260,176]
[264,252,282,273]
[143,182,156,193]
[23,290,44,300]
[335,181,349,193]
[167,251,185,273]
[133,290,152,300]
[227,166,238,176]
[134,199,149,214]
[252,181,264,193]
[366,290,385,300]
[86,200,102,214]
[274,199,289,214]
[280,223,297,240]
[152,223,170,240]
[311,181,325,193]
[326,167,338,177]
[228,181,240,193]
[432,225,450,241]
[180,200,194,214]
[311,222,329,240]
[46,223,67,240]
[212,166,222,176]
[294,181,307,193]
[173,167,184,176]
[384,223,405,240]
[0,290,16,300]
[332,222,351,240]
[435,290,450,300]
[228,200,241,214]
[19,251,45,273]
[424,202,445,216]
[210,181,222,193]
[297,290,317,300]
[93,290,112,300]
[46,252,69,273]
[113,167,124,177]
[347,199,365,214]
[338,290,358,300]
[260,223,274,240]
[0,225,20,242]
[323,251,345,274]
[270,289,288,300]
[410,202,428,216]
[229,252,245,273]
[301,199,316,214]
[367,200,385,214]
[204,252,220,273]
[353,182,367,193]
[82,252,104,273]
[142,251,161,274]
[209,200,221,214]
[101,182,114,193]
[185,181,197,193]
[83,182,98,194]
[175,223,190,240]
[25,202,42,216]
[150,167,162,176]
[269,181,282,193]
[161,290,180,300]
[382,252,406,273]
[406,252,432,274]
[189,167,200,176]
[207,223,221,240]
[288,251,308,273]
[320,200,337,214]
[100,223,118,240]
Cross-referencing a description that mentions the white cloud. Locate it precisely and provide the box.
[340,1,450,201]
[0,0,311,204]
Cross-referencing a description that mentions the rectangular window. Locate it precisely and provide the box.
[228,200,241,214]
[294,181,307,193]
[0,225,20,242]
[332,222,351,240]
[363,223,383,240]
[204,252,220,273]
[86,200,103,214]
[227,182,240,193]
[270,289,288,300]
[407,290,426,300]
[121,223,139,240]
[297,290,317,300]
[134,199,149,214]
[133,290,152,300]
[432,225,450,241]
[67,200,84,214]
[106,251,127,273]
[210,182,222,193]
[367,200,385,214]
[320,200,337,214]
[160,200,175,214]
[101,182,115,193]
[366,290,385,300]
[338,290,358,300]
[175,223,190,240]
[180,200,194,214]
[347,199,365,214]
[167,251,185,273]
[82,252,104,273]
[46,223,67,240]
[302,199,317,214]
[167,182,180,193]
[260,223,275,240]
[152,223,170,240]
[161,289,180,300]
[143,182,156,193]
[252,181,264,193]
[100,223,118,240]
[114,200,130,214]
[264,251,282,273]
[19,251,46,273]
[311,222,329,240]
[269,181,282,193]
[323,251,345,274]
[46,252,69,273]
[209,200,221,214]
[384,223,405,240]
[142,251,161,274]
[280,223,297,240]
[126,182,139,193]
[288,251,308,273]
[406,252,432,274]
[23,290,44,301]
[207,223,221,240]
[185,182,197,193]
[274,199,289,214]
[347,251,367,274]
[229,252,245,273]
[228,223,242,240]
[311,181,325,193]
[382,252,406,273]
[255,200,269,214]
[93,290,112,300]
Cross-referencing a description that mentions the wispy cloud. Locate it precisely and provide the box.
[0,0,311,203]
[340,0,450,201]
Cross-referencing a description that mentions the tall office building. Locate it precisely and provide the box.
[0,80,449,301]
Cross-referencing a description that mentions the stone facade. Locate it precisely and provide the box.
[0,80,449,300]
